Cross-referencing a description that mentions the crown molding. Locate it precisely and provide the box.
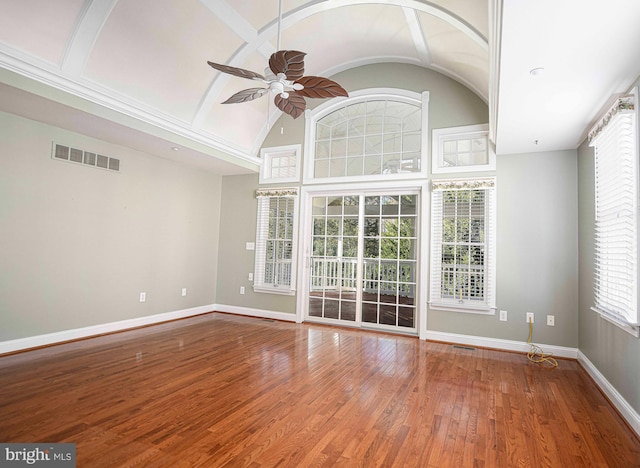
[0,44,261,167]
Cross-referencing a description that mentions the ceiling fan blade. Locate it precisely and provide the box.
[207,61,265,81]
[274,92,306,119]
[222,87,269,104]
[269,50,306,81]
[295,76,349,99]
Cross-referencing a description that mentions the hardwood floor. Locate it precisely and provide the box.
[1,312,639,467]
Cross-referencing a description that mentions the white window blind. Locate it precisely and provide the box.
[589,92,639,334]
[254,188,299,295]
[429,178,496,313]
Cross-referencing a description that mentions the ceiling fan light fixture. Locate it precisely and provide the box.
[207,50,348,119]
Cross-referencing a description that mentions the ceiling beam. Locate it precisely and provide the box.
[61,0,119,77]
[402,7,431,65]
[199,0,257,45]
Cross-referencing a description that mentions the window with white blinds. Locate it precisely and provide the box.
[589,91,640,335]
[429,178,496,313]
[254,188,299,295]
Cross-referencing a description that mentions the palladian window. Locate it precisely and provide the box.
[304,90,429,183]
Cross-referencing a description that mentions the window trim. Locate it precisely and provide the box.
[431,124,494,174]
[259,144,301,184]
[428,177,497,315]
[589,88,640,337]
[253,188,299,296]
[303,88,430,185]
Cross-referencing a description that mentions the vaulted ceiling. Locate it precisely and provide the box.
[1,0,640,174]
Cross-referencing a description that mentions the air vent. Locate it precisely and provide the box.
[453,345,477,351]
[96,154,109,169]
[69,148,83,163]
[83,152,96,166]
[52,143,120,172]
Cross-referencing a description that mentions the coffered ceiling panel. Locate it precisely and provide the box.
[418,12,488,100]
[0,0,85,64]
[85,0,244,122]
[227,0,280,31]
[428,0,488,38]
[282,5,420,72]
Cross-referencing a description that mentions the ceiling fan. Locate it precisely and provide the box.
[207,50,348,119]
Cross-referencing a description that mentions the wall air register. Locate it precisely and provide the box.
[52,143,120,172]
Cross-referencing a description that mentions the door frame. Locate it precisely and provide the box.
[295,180,430,339]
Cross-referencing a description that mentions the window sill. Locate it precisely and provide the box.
[253,286,296,296]
[429,301,496,315]
[591,307,640,337]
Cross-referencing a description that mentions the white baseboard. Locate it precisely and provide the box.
[578,351,640,438]
[0,304,216,355]
[425,330,579,359]
[214,304,297,322]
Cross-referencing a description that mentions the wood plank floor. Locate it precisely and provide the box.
[1,312,639,467]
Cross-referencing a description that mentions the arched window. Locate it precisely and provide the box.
[304,89,429,183]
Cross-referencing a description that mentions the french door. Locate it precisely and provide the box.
[305,191,419,333]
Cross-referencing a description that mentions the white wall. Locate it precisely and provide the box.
[0,111,222,341]
[216,63,580,350]
[427,150,579,348]
[215,63,488,316]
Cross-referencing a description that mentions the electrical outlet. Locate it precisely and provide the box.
[499,310,508,321]
[139,292,146,302]
[526,312,534,323]
[547,315,555,326]
[182,288,187,297]
[248,273,253,281]
[240,286,245,295]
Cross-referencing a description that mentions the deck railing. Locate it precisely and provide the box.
[439,263,485,300]
[310,257,415,297]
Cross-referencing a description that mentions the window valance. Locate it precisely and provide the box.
[431,178,495,191]
[255,187,299,198]
[588,94,635,145]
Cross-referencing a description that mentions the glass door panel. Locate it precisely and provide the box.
[362,195,417,329]
[307,192,418,332]
[309,195,359,322]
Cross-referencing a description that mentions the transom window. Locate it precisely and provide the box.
[432,124,494,174]
[260,145,301,184]
[304,90,429,183]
